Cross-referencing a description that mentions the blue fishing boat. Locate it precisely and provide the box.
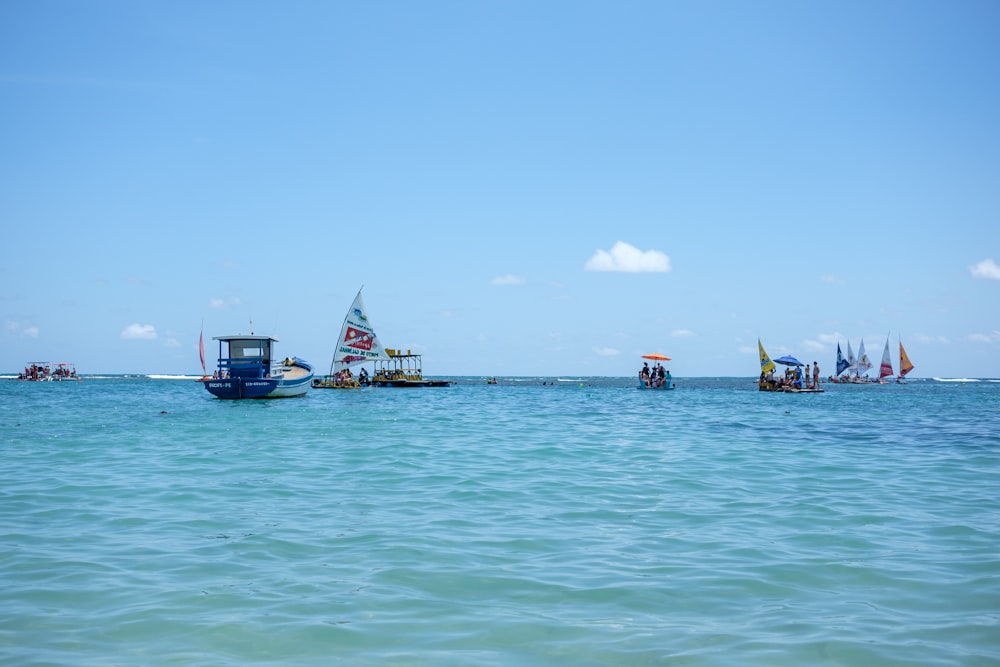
[202,334,313,399]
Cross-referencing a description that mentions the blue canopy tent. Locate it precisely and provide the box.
[774,355,804,366]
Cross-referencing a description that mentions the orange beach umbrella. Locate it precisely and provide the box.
[641,353,671,361]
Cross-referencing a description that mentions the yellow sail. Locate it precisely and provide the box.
[758,338,776,374]
[899,340,914,378]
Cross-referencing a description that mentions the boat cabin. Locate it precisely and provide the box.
[212,335,278,379]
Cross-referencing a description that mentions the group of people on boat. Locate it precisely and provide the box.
[760,361,821,391]
[18,363,78,381]
[639,362,671,388]
[331,367,370,387]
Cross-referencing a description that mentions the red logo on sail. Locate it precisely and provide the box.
[343,327,374,351]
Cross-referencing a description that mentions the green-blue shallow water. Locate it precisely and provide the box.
[2,377,998,666]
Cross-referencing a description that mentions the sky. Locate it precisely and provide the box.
[2,1,999,378]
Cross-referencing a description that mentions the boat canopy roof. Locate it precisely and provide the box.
[385,348,419,358]
[212,334,279,342]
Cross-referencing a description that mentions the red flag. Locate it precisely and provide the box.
[199,329,206,375]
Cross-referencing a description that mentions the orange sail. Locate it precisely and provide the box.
[898,340,914,378]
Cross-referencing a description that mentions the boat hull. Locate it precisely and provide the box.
[374,379,451,388]
[758,380,824,393]
[204,378,279,399]
[637,382,674,390]
[203,363,313,399]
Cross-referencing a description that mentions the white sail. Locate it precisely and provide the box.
[857,339,873,377]
[329,287,390,374]
[878,335,894,379]
[846,340,857,375]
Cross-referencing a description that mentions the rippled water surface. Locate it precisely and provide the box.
[2,377,998,665]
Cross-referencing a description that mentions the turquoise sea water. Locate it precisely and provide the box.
[1,376,998,666]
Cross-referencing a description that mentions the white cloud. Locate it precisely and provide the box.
[121,323,158,340]
[164,337,181,348]
[209,296,242,309]
[4,319,39,338]
[585,241,671,273]
[593,347,620,356]
[491,274,526,286]
[970,258,1000,280]
[671,329,695,337]
[969,331,1000,343]
[821,274,846,285]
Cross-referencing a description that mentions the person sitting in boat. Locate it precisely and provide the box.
[639,362,651,386]
[358,368,369,386]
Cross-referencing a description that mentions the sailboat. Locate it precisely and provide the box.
[313,287,390,389]
[835,342,850,378]
[759,338,776,374]
[856,338,873,381]
[195,322,212,381]
[878,335,894,383]
[897,338,915,383]
[757,338,776,390]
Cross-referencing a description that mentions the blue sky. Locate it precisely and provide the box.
[2,1,999,378]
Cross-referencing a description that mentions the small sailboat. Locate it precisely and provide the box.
[897,338,915,383]
[878,335,894,383]
[835,342,850,378]
[757,339,779,391]
[313,287,390,389]
[846,340,857,378]
[856,339,873,381]
[195,323,212,382]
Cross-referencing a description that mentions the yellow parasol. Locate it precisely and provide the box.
[641,353,671,361]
